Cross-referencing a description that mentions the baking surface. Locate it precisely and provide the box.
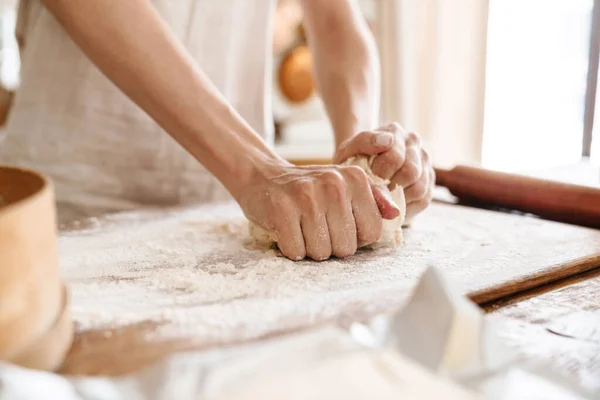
[489,269,600,391]
[57,201,600,375]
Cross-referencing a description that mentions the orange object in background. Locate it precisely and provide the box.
[278,45,315,103]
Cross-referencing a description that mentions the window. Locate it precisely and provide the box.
[482,0,596,172]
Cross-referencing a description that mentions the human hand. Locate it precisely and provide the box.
[334,123,435,222]
[238,161,402,261]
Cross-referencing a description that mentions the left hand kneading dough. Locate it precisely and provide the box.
[249,156,406,249]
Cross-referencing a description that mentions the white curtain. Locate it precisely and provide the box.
[376,0,490,168]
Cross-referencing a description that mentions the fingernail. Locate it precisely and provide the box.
[374,133,394,147]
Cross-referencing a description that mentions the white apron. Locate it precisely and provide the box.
[0,0,275,223]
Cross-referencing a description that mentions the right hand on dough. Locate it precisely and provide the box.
[238,159,402,261]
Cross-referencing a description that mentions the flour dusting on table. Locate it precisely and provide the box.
[59,202,600,347]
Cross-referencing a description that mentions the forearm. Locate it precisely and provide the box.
[41,0,284,200]
[302,0,380,148]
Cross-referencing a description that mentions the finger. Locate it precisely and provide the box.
[405,131,422,147]
[346,171,384,246]
[326,199,357,258]
[276,215,306,261]
[405,184,433,220]
[379,122,407,135]
[301,212,332,261]
[334,131,395,164]
[370,185,401,220]
[405,169,434,221]
[371,145,406,180]
[389,145,422,189]
[404,156,430,203]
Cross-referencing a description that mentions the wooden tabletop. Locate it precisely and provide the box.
[488,269,600,392]
[483,161,600,391]
[56,161,600,392]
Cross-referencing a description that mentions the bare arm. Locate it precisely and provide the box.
[39,0,399,260]
[301,0,435,222]
[301,0,380,148]
[41,0,282,201]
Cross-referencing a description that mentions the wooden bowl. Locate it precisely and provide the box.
[0,166,63,362]
[9,284,73,371]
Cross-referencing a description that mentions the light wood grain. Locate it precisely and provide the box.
[56,202,600,376]
[489,272,600,392]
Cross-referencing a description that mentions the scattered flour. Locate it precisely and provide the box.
[58,202,600,348]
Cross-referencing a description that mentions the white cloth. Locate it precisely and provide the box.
[0,0,275,223]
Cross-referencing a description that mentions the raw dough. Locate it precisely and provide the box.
[249,156,406,250]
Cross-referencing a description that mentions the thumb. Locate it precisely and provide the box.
[371,185,401,220]
[335,131,395,164]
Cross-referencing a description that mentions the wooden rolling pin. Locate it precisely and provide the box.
[434,165,600,229]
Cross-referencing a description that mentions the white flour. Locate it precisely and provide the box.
[58,202,600,348]
[59,203,422,345]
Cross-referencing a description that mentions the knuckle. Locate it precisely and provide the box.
[407,131,421,145]
[372,152,403,178]
[387,149,405,169]
[277,233,306,261]
[412,180,428,199]
[388,122,403,131]
[342,165,368,182]
[322,170,347,199]
[292,178,314,195]
[292,180,319,212]
[421,148,430,163]
[404,160,422,180]
[323,169,345,184]
[274,194,295,216]
[332,244,356,259]
[306,247,331,261]
[360,220,383,244]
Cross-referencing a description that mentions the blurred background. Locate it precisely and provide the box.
[271,0,599,181]
[0,0,598,179]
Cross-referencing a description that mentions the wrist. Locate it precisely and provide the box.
[227,146,291,202]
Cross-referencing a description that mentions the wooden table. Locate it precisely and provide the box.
[56,161,600,393]
[487,269,600,391]
[479,161,600,391]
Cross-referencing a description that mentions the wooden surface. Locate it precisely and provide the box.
[56,200,600,376]
[0,167,66,369]
[489,270,600,391]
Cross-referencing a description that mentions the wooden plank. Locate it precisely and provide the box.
[57,202,600,376]
[488,272,600,391]
[469,254,600,304]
